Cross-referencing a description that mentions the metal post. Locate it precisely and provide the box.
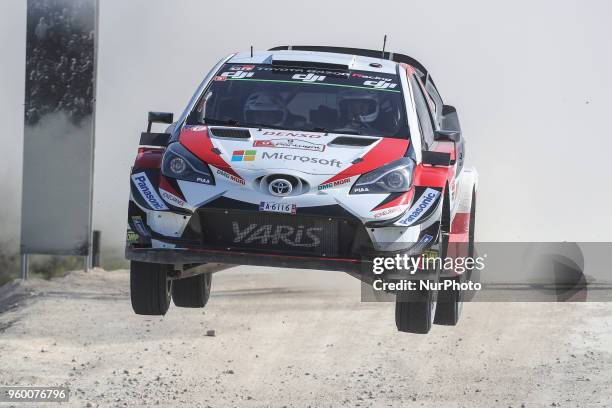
[92,230,101,268]
[21,254,29,280]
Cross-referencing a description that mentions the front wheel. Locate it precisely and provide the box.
[434,189,476,325]
[130,261,172,315]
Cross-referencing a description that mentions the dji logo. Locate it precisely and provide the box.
[222,71,254,79]
[292,73,326,82]
[364,80,397,89]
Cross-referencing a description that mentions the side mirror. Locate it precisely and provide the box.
[434,129,461,142]
[422,151,451,166]
[147,111,174,132]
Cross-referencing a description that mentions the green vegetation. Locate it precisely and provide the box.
[0,242,128,286]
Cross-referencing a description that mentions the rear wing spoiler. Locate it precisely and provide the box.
[269,45,437,91]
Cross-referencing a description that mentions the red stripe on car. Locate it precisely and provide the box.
[322,138,409,185]
[413,164,449,188]
[372,189,414,211]
[179,126,243,179]
[135,147,163,169]
[159,175,185,200]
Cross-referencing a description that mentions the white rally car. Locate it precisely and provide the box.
[126,45,478,334]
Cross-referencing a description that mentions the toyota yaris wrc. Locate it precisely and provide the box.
[126,46,478,334]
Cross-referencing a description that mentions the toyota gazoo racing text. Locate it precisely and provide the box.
[125,46,478,334]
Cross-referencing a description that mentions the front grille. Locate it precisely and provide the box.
[194,210,363,257]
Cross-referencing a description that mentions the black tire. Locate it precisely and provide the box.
[172,273,212,308]
[130,261,172,315]
[395,284,437,334]
[434,275,465,326]
[434,189,476,325]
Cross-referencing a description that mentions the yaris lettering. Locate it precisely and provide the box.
[232,222,322,247]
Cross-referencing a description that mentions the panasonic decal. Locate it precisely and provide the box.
[131,172,168,210]
[395,188,440,226]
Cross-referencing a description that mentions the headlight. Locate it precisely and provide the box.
[161,142,215,185]
[350,157,415,194]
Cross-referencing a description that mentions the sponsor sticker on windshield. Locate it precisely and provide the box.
[217,64,402,93]
[259,201,297,215]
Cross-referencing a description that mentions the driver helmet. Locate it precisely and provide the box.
[338,91,380,123]
[243,92,287,126]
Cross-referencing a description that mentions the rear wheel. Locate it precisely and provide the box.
[435,189,476,325]
[172,273,212,308]
[434,275,465,326]
[130,261,172,315]
[395,283,437,334]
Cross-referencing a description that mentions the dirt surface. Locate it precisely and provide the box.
[0,267,611,407]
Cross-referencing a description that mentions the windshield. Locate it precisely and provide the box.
[187,63,410,138]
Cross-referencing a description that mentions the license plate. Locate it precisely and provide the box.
[259,201,297,214]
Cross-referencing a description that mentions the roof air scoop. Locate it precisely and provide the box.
[271,54,355,71]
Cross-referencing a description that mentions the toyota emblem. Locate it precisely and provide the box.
[269,178,293,197]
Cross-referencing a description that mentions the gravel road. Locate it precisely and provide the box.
[0,267,611,407]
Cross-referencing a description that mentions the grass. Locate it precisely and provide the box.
[0,242,129,286]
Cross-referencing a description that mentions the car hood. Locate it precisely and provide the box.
[179,125,410,177]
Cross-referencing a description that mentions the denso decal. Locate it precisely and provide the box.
[160,189,187,208]
[232,222,321,247]
[318,177,352,190]
[394,188,440,226]
[131,172,168,210]
[216,168,245,185]
[253,138,325,152]
[262,130,323,139]
[262,152,341,167]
